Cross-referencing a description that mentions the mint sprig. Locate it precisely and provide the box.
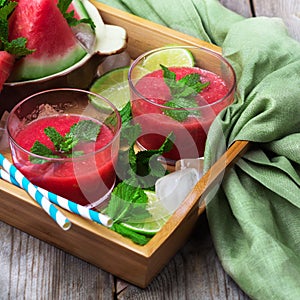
[30,119,101,163]
[104,104,175,245]
[57,0,95,30]
[105,178,154,245]
[160,64,210,121]
[116,102,175,190]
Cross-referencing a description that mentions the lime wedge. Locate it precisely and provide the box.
[121,191,171,236]
[90,66,130,111]
[142,46,195,71]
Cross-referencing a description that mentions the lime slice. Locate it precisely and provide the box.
[90,66,130,111]
[121,191,171,236]
[142,47,195,71]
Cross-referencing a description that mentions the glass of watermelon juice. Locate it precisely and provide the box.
[7,88,121,208]
[128,46,236,162]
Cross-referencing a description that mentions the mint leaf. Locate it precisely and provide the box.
[0,1,16,18]
[164,97,199,122]
[161,64,177,89]
[105,180,152,245]
[31,141,55,157]
[160,64,209,121]
[119,101,132,125]
[44,127,65,150]
[177,73,209,97]
[157,131,175,154]
[67,119,101,142]
[2,37,35,57]
[115,103,142,181]
[106,181,150,223]
[111,223,150,245]
[161,64,209,98]
[121,123,141,147]
[0,18,8,41]
[0,0,9,8]
[30,141,59,164]
[118,102,141,146]
[57,0,95,30]
[132,132,174,188]
[134,132,174,177]
[117,132,174,189]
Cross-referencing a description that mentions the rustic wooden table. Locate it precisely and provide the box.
[0,1,299,299]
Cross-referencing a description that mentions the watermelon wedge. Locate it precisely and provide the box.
[8,0,87,81]
[0,51,15,92]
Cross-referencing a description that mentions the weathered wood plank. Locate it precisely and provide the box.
[0,221,114,299]
[252,0,300,42]
[116,216,249,299]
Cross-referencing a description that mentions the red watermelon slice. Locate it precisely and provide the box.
[0,51,15,91]
[8,0,87,81]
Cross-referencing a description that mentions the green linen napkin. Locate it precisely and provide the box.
[97,0,300,298]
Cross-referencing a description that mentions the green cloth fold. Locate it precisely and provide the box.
[97,0,300,298]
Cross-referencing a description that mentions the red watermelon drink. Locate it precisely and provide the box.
[7,89,121,208]
[129,46,236,161]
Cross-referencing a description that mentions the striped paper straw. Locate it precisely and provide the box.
[0,169,113,227]
[0,154,71,231]
[37,187,113,227]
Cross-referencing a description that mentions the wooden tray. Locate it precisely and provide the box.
[0,2,249,288]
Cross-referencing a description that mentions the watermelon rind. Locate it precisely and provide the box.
[10,46,87,81]
[72,0,90,19]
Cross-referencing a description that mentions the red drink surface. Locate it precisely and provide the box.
[13,114,117,206]
[131,67,232,160]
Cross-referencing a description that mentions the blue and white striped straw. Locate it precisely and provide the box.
[0,154,71,231]
[0,168,113,227]
[36,187,113,227]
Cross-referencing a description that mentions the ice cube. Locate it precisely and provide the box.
[155,168,201,214]
[72,23,96,53]
[175,157,204,176]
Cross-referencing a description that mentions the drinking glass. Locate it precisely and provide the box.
[7,88,121,208]
[128,45,236,162]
